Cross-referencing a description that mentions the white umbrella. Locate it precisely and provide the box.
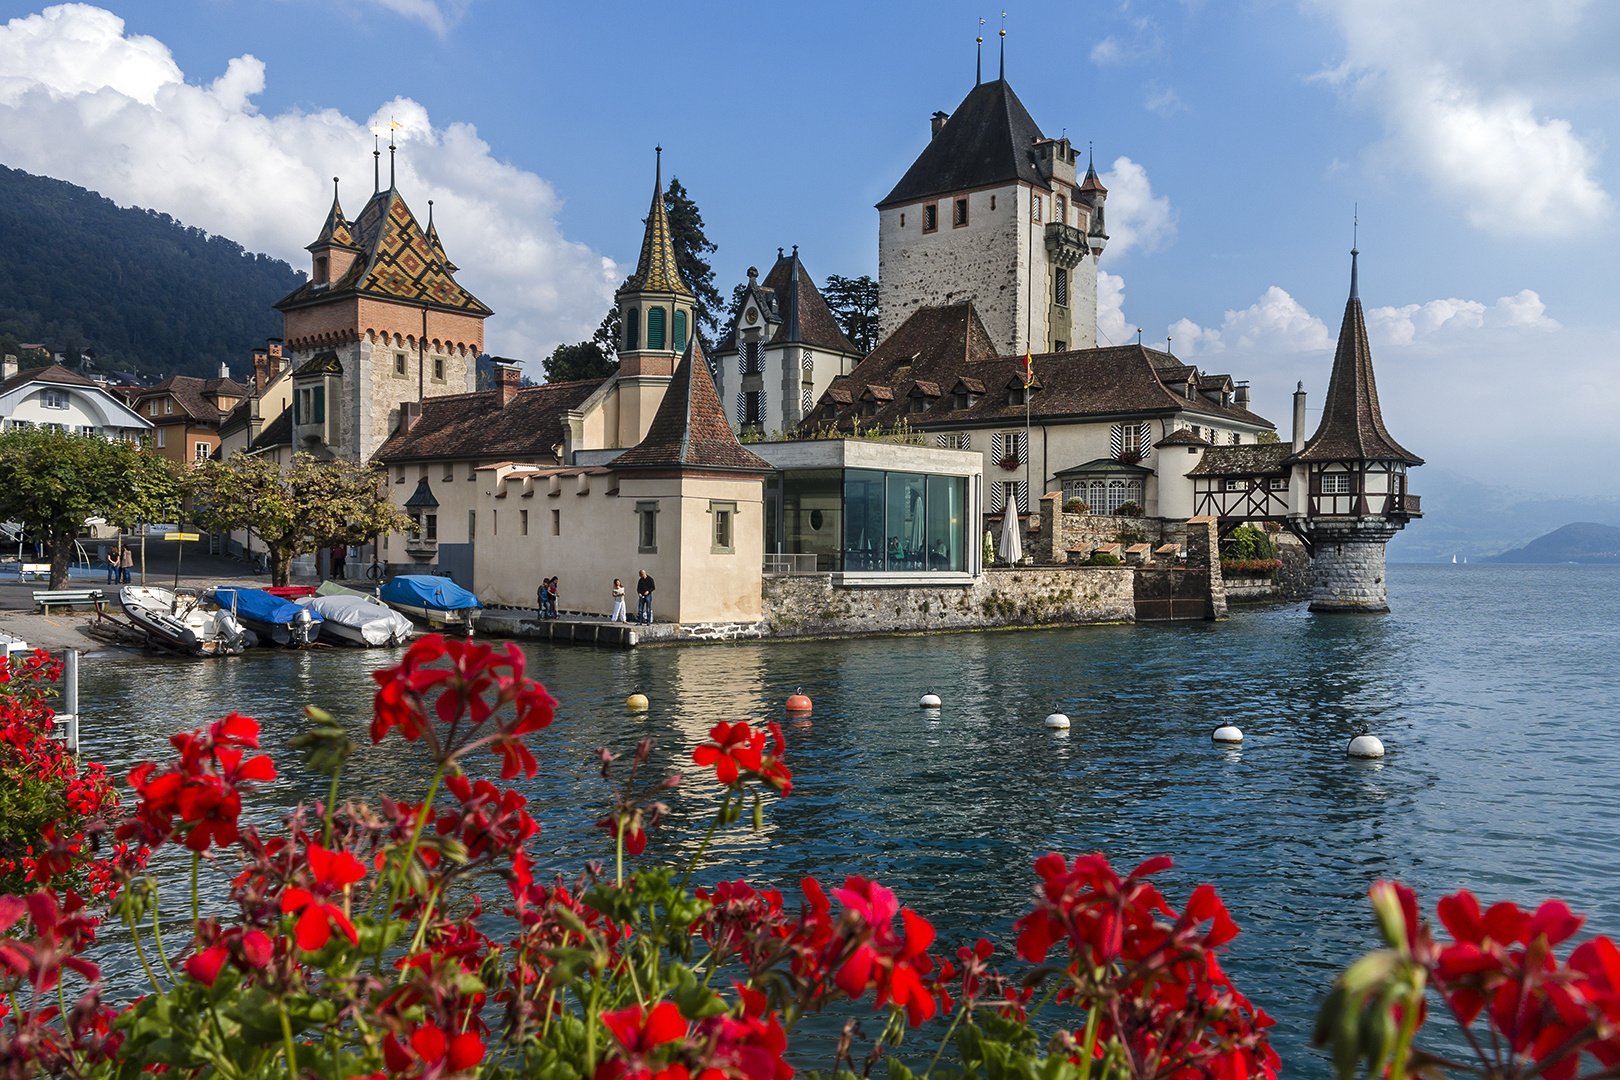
[998,502,1022,565]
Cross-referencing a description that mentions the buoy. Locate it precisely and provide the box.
[1347,733,1385,758]
[626,693,648,713]
[1044,713,1071,729]
[785,689,812,712]
[919,692,942,708]
[1212,724,1243,743]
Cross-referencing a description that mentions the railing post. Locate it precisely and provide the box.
[62,648,79,754]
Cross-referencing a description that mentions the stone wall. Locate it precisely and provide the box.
[761,566,1135,638]
[1030,499,1177,564]
[1306,520,1400,612]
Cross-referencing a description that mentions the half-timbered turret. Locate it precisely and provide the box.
[1287,248,1422,612]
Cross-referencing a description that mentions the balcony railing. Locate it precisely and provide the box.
[763,553,820,575]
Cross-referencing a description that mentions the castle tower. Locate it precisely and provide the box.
[613,149,697,447]
[273,165,491,464]
[1289,249,1423,612]
[876,75,1107,357]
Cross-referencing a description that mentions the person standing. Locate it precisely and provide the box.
[635,569,655,624]
[120,546,135,584]
[330,543,347,580]
[537,579,548,619]
[105,547,119,584]
[610,578,626,622]
[547,577,560,618]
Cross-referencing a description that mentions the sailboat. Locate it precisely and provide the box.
[1452,554,1458,564]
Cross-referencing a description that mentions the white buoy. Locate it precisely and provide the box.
[919,692,942,708]
[1212,724,1244,743]
[1347,733,1385,758]
[1044,713,1071,729]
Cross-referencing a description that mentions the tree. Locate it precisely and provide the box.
[0,429,180,589]
[186,453,409,586]
[542,308,622,384]
[663,178,723,348]
[822,274,880,355]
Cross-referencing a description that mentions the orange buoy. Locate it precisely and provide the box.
[785,689,812,712]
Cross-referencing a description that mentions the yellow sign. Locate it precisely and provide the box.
[165,533,201,542]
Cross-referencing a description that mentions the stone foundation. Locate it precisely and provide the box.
[761,566,1135,638]
[1305,520,1400,612]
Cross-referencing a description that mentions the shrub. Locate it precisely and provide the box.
[1223,525,1277,562]
[1086,551,1123,566]
[1220,558,1283,574]
[1115,501,1144,517]
[1063,499,1089,514]
[0,636,1281,1080]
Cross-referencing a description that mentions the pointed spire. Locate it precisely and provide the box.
[372,125,381,192]
[626,147,692,298]
[388,122,397,190]
[1293,248,1422,466]
[976,18,984,85]
[611,335,771,472]
[1350,209,1360,300]
[786,246,801,342]
[307,176,357,250]
[999,13,1006,80]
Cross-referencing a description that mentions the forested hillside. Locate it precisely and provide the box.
[0,164,304,377]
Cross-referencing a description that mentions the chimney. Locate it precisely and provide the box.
[930,111,949,138]
[493,361,522,406]
[1292,381,1307,452]
[398,400,422,435]
[266,339,283,382]
[1234,380,1249,411]
[252,349,268,393]
[2,355,16,380]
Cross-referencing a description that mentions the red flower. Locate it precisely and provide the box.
[185,945,228,987]
[692,722,763,785]
[280,843,366,951]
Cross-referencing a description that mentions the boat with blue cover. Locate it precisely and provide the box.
[379,574,482,630]
[211,587,322,647]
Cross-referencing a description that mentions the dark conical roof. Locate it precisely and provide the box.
[877,79,1048,208]
[613,336,772,472]
[1293,252,1422,465]
[623,151,691,298]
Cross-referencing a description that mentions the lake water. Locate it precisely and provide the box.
[74,563,1620,1074]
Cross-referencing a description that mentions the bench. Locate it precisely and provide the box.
[16,563,50,581]
[33,589,106,613]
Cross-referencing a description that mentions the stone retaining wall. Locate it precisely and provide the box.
[760,566,1135,639]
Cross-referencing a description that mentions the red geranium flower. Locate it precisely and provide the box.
[280,843,366,951]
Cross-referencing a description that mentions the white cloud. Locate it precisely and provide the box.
[1096,270,1132,346]
[1366,288,1560,346]
[1088,17,1162,65]
[1311,0,1613,236]
[0,4,616,361]
[1142,82,1187,117]
[1099,156,1175,257]
[1168,287,1334,357]
[1090,37,1126,65]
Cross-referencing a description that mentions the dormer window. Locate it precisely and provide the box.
[41,389,68,410]
[1009,386,1026,406]
[313,255,328,284]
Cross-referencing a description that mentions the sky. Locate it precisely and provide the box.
[0,0,1616,498]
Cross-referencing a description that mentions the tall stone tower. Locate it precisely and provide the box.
[875,73,1108,357]
[273,161,491,465]
[612,149,698,447]
[1289,250,1423,612]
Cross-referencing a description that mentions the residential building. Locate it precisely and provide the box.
[0,363,151,441]
[130,371,247,464]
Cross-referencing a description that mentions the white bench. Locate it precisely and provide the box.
[32,589,105,613]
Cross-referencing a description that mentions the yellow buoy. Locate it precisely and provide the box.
[626,693,649,713]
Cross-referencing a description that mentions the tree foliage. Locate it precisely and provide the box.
[663,178,723,348]
[0,428,181,588]
[541,309,622,384]
[186,454,408,586]
[822,273,881,354]
[0,165,303,379]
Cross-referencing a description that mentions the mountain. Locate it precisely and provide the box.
[1385,467,1620,563]
[1483,522,1620,564]
[0,164,304,378]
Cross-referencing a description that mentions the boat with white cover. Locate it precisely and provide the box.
[298,593,415,647]
[119,586,248,656]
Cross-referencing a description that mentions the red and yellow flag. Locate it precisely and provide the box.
[1020,350,1034,389]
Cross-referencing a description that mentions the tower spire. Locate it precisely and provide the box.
[388,118,397,191]
[976,18,984,85]
[1350,207,1360,301]
[371,125,381,192]
[999,11,1006,80]
[628,147,691,298]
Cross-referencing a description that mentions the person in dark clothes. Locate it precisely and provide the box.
[330,543,347,580]
[636,569,655,624]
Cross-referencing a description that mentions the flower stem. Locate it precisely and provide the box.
[371,764,445,972]
[277,999,298,1080]
[124,905,163,994]
[323,767,341,846]
[1075,997,1103,1080]
[675,791,729,893]
[190,852,200,924]
[149,895,179,983]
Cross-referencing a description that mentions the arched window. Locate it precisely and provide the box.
[1107,480,1127,513]
[647,307,667,350]
[625,308,640,350]
[1089,480,1105,511]
[672,309,687,350]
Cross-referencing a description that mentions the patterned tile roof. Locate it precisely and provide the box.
[372,379,604,463]
[612,337,772,472]
[275,187,493,317]
[878,79,1050,208]
[1291,254,1423,466]
[807,303,1274,433]
[621,153,691,299]
[307,186,358,251]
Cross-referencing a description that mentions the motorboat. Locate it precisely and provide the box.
[211,587,321,647]
[378,575,482,631]
[119,585,248,657]
[297,593,415,647]
[316,580,379,600]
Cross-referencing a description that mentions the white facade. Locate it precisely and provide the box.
[0,371,151,441]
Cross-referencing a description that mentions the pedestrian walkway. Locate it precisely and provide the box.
[477,608,676,648]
